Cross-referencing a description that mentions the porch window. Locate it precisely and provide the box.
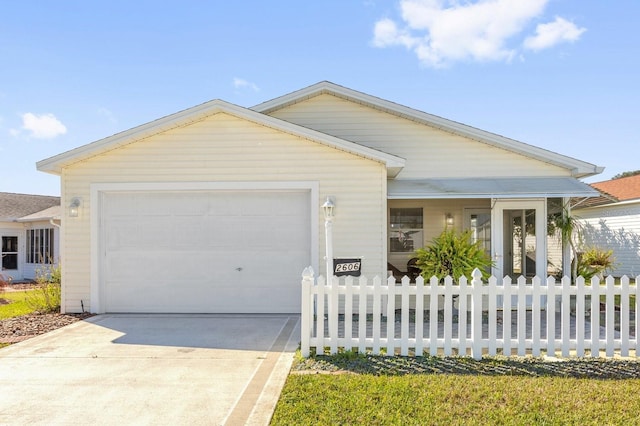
[26,228,55,264]
[389,208,423,252]
[1,236,18,270]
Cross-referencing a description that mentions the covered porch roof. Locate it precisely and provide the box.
[388,177,600,199]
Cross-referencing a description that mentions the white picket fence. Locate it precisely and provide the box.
[300,267,640,360]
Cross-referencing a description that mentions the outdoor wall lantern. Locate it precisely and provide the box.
[322,196,336,281]
[445,212,454,226]
[69,197,81,218]
[322,196,335,220]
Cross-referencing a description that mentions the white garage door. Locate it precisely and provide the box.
[100,190,310,313]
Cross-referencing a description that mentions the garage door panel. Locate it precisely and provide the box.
[102,190,310,313]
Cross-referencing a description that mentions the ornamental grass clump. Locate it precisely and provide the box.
[415,229,493,281]
[24,262,61,313]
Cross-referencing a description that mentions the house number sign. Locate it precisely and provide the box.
[333,258,362,277]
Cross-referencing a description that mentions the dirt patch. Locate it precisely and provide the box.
[0,298,9,305]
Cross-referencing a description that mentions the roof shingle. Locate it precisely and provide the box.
[591,175,640,202]
[0,192,60,221]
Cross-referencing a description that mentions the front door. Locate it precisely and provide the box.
[491,199,547,280]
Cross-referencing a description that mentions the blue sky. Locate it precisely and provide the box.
[1,1,638,196]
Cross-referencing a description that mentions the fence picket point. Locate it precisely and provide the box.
[620,276,629,357]
[532,276,541,357]
[635,276,640,356]
[429,276,439,356]
[590,276,601,357]
[546,276,556,357]
[373,276,382,355]
[503,276,512,356]
[386,274,396,356]
[315,275,326,356]
[606,276,615,357]
[459,276,469,356]
[344,276,353,352]
[444,276,453,356]
[576,277,585,357]
[358,276,368,354]
[401,276,410,356]
[300,267,313,357]
[329,275,339,355]
[561,276,571,357]
[517,276,527,357]
[470,269,483,360]
[415,276,424,356]
[487,276,497,356]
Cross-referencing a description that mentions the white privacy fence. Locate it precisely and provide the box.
[300,267,640,360]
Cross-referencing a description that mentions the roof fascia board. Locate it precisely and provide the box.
[253,82,602,178]
[37,98,405,175]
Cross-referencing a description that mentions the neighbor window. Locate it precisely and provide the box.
[389,208,423,252]
[26,228,55,264]
[2,236,18,270]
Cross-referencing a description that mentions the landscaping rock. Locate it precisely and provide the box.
[0,313,92,343]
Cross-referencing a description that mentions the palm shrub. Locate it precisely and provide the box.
[415,229,493,281]
[576,247,615,281]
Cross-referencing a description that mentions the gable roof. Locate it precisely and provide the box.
[16,205,61,222]
[590,174,640,202]
[252,81,603,179]
[37,99,405,177]
[0,192,60,221]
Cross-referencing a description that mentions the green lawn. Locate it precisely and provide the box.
[272,354,640,425]
[0,290,39,319]
[273,374,640,425]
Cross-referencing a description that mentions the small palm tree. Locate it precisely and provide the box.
[415,229,493,281]
[550,205,584,281]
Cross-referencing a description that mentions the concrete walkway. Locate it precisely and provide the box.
[0,314,299,425]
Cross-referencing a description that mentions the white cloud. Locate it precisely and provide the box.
[372,0,584,67]
[524,17,586,51]
[20,112,67,139]
[233,78,260,92]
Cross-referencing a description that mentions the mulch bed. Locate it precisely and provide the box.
[1,282,94,344]
[0,312,94,344]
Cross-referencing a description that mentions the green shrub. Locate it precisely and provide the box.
[415,229,494,281]
[24,262,61,313]
[576,247,615,280]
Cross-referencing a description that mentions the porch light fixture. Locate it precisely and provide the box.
[322,196,335,220]
[322,196,336,281]
[445,213,454,226]
[69,197,81,218]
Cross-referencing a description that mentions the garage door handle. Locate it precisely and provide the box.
[236,267,243,272]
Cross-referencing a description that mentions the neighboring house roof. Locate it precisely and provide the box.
[0,192,60,221]
[252,81,603,179]
[16,205,61,222]
[591,175,640,202]
[36,99,406,177]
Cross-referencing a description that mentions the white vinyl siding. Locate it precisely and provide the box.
[577,202,640,278]
[267,94,571,179]
[60,112,386,313]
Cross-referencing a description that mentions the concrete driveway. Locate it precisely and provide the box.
[0,314,299,425]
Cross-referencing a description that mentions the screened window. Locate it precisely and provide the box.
[26,228,55,264]
[1,236,18,270]
[389,208,423,253]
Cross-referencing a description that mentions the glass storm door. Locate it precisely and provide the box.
[1,235,19,272]
[491,200,546,280]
